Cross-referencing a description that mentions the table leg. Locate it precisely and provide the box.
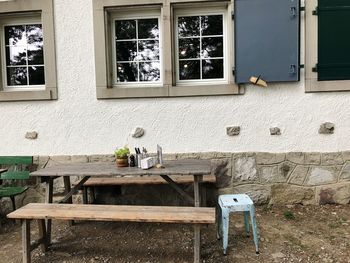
[45,177,53,245]
[193,174,203,207]
[194,224,201,263]
[22,220,31,263]
[63,176,74,226]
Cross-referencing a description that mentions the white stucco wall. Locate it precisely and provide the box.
[0,0,349,156]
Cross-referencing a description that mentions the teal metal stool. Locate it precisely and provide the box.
[217,194,259,255]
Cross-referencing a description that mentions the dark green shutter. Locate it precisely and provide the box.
[317,0,350,81]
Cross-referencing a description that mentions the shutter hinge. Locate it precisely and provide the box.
[312,7,318,15]
[232,67,235,75]
[312,64,318,72]
[300,6,305,12]
[299,64,305,69]
[231,11,234,20]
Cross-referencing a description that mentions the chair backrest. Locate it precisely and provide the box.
[0,156,33,181]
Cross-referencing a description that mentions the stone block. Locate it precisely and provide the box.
[288,165,309,185]
[211,158,232,188]
[269,184,315,205]
[174,153,200,160]
[233,156,258,183]
[232,184,271,205]
[226,126,240,136]
[319,122,334,134]
[71,155,89,163]
[305,152,321,165]
[259,165,288,183]
[342,151,350,162]
[340,162,350,181]
[306,166,340,186]
[199,152,233,159]
[317,183,350,205]
[256,152,285,165]
[131,127,145,138]
[286,152,304,164]
[270,127,281,135]
[89,154,115,163]
[321,152,344,165]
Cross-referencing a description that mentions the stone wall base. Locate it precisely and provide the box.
[1,151,350,214]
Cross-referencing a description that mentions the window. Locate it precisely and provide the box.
[305,0,350,92]
[113,17,161,84]
[176,14,225,83]
[92,0,238,99]
[0,0,57,101]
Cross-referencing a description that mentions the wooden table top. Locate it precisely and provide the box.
[30,159,211,177]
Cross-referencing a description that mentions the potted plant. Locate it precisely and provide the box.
[114,147,130,167]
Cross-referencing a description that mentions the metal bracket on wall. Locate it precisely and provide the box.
[299,64,305,69]
[312,7,318,15]
[312,64,318,72]
[232,67,235,75]
[231,11,234,20]
[300,6,305,11]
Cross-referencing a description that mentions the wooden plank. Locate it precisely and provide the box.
[79,175,216,186]
[30,160,211,177]
[58,176,90,204]
[8,203,216,224]
[0,156,33,165]
[160,175,194,205]
[22,220,31,263]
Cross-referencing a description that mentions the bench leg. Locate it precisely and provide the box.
[38,219,48,252]
[45,178,53,245]
[194,225,201,263]
[83,186,88,204]
[10,196,16,211]
[22,220,31,263]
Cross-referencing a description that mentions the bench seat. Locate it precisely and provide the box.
[7,203,215,263]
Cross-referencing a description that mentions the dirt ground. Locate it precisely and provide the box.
[0,204,349,263]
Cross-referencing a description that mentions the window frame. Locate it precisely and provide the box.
[174,9,228,86]
[0,17,45,91]
[92,0,239,99]
[111,9,163,87]
[0,0,57,102]
[305,0,350,92]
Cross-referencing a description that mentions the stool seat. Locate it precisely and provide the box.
[217,194,259,255]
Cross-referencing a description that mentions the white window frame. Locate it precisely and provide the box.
[0,17,45,92]
[174,7,228,86]
[111,9,163,88]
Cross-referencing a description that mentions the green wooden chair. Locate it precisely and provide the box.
[0,156,33,211]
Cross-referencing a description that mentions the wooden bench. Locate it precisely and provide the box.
[8,203,215,263]
[76,174,216,205]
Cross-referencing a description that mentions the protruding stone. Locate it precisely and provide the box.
[226,126,240,136]
[25,131,38,140]
[260,165,288,183]
[319,122,334,134]
[269,184,315,205]
[233,156,258,183]
[317,183,350,205]
[306,166,340,186]
[286,152,305,164]
[232,184,271,205]
[322,152,344,165]
[132,127,145,138]
[270,127,281,135]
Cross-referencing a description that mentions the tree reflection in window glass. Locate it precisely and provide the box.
[178,15,224,81]
[115,18,160,83]
[4,24,45,87]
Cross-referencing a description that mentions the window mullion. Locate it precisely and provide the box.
[136,19,140,82]
[199,16,202,80]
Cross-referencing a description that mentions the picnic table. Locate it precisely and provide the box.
[30,159,212,245]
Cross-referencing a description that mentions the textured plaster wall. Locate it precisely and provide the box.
[0,0,350,156]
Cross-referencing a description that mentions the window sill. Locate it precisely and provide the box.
[305,78,350,93]
[0,89,56,102]
[169,83,239,97]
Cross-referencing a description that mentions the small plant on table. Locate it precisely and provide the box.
[114,147,130,167]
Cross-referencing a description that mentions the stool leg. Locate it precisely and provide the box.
[222,209,229,255]
[244,211,250,237]
[249,206,259,254]
[216,205,222,240]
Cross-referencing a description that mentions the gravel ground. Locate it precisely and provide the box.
[0,204,349,263]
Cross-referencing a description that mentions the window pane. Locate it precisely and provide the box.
[5,25,26,46]
[117,63,138,82]
[116,20,136,40]
[26,24,43,46]
[179,60,200,80]
[179,38,200,59]
[116,41,137,62]
[178,16,200,37]
[202,59,223,79]
[201,15,223,36]
[28,45,44,65]
[7,67,27,86]
[139,62,160,81]
[202,37,223,58]
[138,40,159,61]
[138,19,159,39]
[5,46,27,65]
[29,66,45,85]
